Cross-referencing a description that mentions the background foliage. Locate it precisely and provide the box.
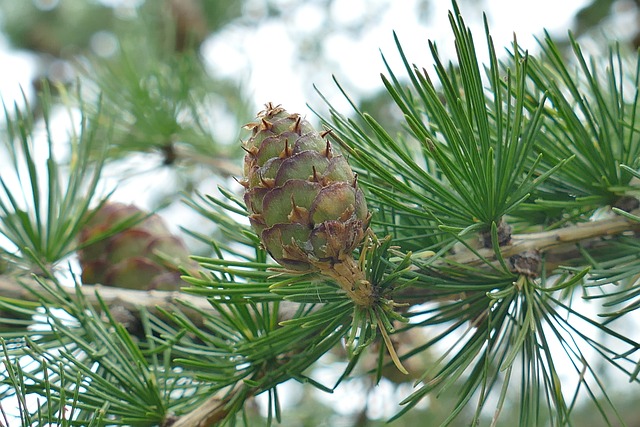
[0,0,640,426]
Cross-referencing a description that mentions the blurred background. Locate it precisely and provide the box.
[1,0,640,425]
[3,0,639,131]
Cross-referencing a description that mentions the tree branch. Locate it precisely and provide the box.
[450,210,640,268]
[0,274,214,327]
[1,212,636,322]
[166,383,252,427]
[0,274,308,329]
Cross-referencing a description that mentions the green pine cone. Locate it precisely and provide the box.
[242,103,373,306]
[77,202,191,291]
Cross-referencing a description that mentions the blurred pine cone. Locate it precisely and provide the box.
[77,202,191,290]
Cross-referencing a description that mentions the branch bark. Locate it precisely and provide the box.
[0,275,214,327]
[166,384,251,427]
[0,275,306,328]
[449,210,640,267]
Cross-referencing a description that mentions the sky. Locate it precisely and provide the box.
[201,0,590,118]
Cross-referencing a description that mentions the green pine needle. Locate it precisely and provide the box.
[0,83,111,270]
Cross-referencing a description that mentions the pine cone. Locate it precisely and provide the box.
[241,103,373,306]
[77,203,191,290]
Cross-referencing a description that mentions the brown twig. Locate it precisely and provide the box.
[166,383,252,427]
[0,275,213,326]
[449,210,640,268]
[0,275,306,329]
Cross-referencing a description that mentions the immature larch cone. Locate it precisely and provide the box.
[241,103,374,306]
[77,202,191,290]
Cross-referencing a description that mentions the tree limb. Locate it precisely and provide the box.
[1,211,637,318]
[450,210,640,267]
[0,275,305,328]
[166,383,252,427]
[0,275,213,326]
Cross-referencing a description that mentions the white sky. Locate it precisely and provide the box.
[0,0,592,130]
[201,0,590,118]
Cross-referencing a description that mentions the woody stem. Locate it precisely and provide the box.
[317,255,375,308]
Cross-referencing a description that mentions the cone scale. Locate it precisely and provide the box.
[241,103,374,307]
